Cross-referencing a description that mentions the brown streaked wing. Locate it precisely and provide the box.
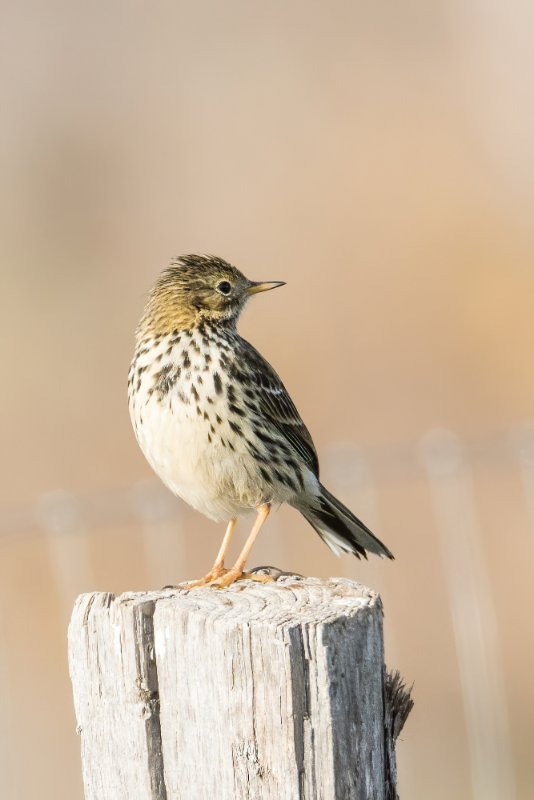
[238,339,319,476]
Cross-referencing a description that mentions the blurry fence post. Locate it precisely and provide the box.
[323,444,381,536]
[0,621,16,797]
[68,577,412,800]
[37,490,96,621]
[132,480,185,588]
[322,445,399,664]
[419,429,516,800]
[510,421,534,546]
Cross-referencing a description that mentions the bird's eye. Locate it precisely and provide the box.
[216,281,232,295]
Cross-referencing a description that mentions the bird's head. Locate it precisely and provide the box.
[139,254,285,336]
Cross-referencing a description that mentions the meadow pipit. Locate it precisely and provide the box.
[128,255,393,587]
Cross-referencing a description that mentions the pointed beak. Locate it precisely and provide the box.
[247,280,286,295]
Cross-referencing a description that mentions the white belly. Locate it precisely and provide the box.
[128,332,269,522]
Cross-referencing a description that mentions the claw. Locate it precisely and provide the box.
[185,565,228,588]
[207,567,243,588]
[207,569,275,589]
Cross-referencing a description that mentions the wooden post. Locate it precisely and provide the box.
[68,575,412,800]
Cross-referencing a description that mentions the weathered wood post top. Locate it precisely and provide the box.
[68,575,411,800]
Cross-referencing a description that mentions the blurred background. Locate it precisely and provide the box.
[1,1,533,797]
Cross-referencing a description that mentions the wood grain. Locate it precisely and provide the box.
[69,575,409,799]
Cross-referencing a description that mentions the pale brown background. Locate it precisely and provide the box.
[1,2,534,798]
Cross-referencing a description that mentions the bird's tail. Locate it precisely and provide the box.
[293,483,394,560]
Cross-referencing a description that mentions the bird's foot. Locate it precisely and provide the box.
[207,568,275,589]
[169,565,283,591]
[242,570,275,584]
[184,564,228,588]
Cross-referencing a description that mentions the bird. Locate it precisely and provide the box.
[128,254,393,588]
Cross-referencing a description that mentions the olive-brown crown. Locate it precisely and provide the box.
[138,255,279,337]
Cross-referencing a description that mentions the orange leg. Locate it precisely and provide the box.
[185,518,237,588]
[209,503,272,588]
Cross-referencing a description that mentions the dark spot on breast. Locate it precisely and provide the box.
[278,442,293,457]
[154,364,177,398]
[247,442,268,463]
[182,350,191,368]
[229,363,250,384]
[254,428,279,447]
[229,420,241,435]
[191,384,199,401]
[259,467,271,484]
[215,414,222,425]
[208,431,212,443]
[213,372,223,395]
[229,403,245,417]
[197,375,203,385]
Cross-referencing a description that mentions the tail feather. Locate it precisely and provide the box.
[294,484,394,560]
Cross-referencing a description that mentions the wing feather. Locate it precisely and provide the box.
[237,339,319,476]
